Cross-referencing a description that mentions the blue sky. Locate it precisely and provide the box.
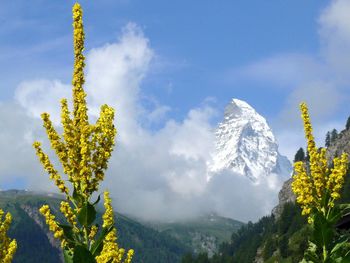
[0,0,329,117]
[0,0,349,221]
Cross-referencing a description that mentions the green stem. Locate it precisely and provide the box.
[68,195,78,209]
[323,244,328,262]
[84,226,89,247]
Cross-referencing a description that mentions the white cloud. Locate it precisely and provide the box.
[0,102,60,192]
[206,171,280,222]
[232,54,324,88]
[15,79,71,123]
[274,80,344,161]
[319,0,350,77]
[5,22,284,223]
[10,0,350,223]
[278,81,343,127]
[233,0,350,89]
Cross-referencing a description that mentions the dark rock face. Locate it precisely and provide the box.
[272,178,296,218]
[327,129,350,161]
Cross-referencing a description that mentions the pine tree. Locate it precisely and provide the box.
[331,128,338,142]
[325,131,331,147]
[294,147,305,162]
[33,3,133,263]
[346,116,350,130]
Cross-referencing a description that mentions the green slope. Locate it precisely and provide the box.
[145,214,244,256]
[0,190,190,263]
[182,202,310,263]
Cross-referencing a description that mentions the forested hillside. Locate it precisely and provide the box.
[0,190,190,263]
[0,190,243,263]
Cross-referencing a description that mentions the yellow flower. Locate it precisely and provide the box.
[34,4,116,199]
[292,102,348,223]
[102,191,114,228]
[33,142,69,196]
[0,209,17,262]
[32,3,132,261]
[60,201,76,226]
[39,205,64,240]
[95,228,134,263]
[89,225,98,240]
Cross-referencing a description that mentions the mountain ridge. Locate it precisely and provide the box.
[0,190,190,263]
[209,98,292,181]
[0,189,244,262]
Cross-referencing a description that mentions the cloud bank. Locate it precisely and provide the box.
[3,0,350,223]
[0,22,288,223]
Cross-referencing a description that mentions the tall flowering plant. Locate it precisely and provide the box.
[33,3,133,263]
[0,209,16,263]
[292,103,350,262]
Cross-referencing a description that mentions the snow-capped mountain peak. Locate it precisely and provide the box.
[209,98,291,181]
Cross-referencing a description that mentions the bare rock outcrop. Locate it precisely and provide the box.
[272,178,296,218]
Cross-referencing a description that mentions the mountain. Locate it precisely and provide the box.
[209,98,292,181]
[186,118,350,263]
[144,214,244,257]
[0,190,190,263]
[0,190,244,262]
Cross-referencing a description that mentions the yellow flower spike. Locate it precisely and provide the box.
[125,249,134,263]
[41,113,70,173]
[72,2,88,129]
[60,98,76,179]
[102,191,114,228]
[95,229,120,263]
[292,161,314,216]
[292,102,349,225]
[327,153,348,201]
[0,209,17,262]
[89,225,98,240]
[2,240,17,263]
[33,142,69,196]
[33,2,132,261]
[60,201,77,226]
[95,192,135,262]
[39,205,65,240]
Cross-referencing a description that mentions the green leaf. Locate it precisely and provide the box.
[339,204,350,218]
[91,226,113,256]
[327,206,342,225]
[58,224,75,242]
[77,202,96,227]
[341,254,350,263]
[92,195,101,206]
[73,188,84,206]
[73,245,96,263]
[63,249,74,263]
[321,190,331,210]
[303,241,319,262]
[313,212,334,248]
[330,240,348,255]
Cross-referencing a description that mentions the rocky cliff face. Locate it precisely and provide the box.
[209,98,292,181]
[21,204,64,261]
[273,128,350,218]
[327,129,350,161]
[272,178,296,218]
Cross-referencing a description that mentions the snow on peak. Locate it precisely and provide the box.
[208,98,291,181]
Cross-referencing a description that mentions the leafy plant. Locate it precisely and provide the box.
[292,103,350,262]
[33,3,133,263]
